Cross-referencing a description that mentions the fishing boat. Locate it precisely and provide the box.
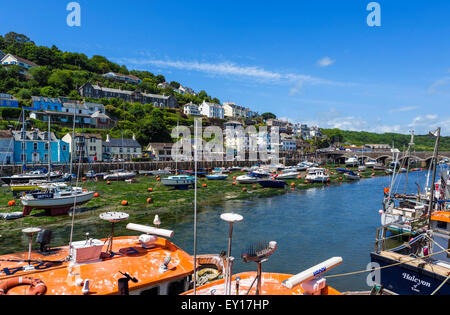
[236,171,269,184]
[21,185,95,216]
[161,175,195,189]
[344,171,361,181]
[0,213,196,295]
[258,179,287,189]
[206,173,228,180]
[371,211,450,295]
[305,168,329,183]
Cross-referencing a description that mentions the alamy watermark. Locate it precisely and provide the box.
[367,2,381,27]
[170,119,280,163]
[66,2,81,27]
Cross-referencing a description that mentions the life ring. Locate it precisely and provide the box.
[0,277,47,295]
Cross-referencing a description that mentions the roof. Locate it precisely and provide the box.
[12,130,58,142]
[31,96,62,103]
[0,130,13,139]
[91,111,110,119]
[32,110,92,118]
[2,54,38,67]
[146,143,174,150]
[89,84,171,100]
[73,133,102,139]
[104,138,141,148]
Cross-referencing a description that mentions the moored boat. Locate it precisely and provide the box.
[344,171,361,181]
[305,168,329,183]
[161,175,195,189]
[206,173,228,180]
[258,179,287,189]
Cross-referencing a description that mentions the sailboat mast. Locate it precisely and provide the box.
[428,127,441,225]
[48,115,51,181]
[193,119,199,295]
[404,130,414,194]
[21,107,25,172]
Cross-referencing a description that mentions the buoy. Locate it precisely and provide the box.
[107,181,111,185]
[297,175,302,179]
[148,188,153,192]
[232,182,237,185]
[252,185,257,189]
[233,176,236,180]
[339,177,343,180]
[202,183,207,188]
[242,188,247,192]
[82,189,87,192]
[304,180,308,184]
[121,200,128,206]
[8,200,15,206]
[147,198,152,204]
[82,177,86,181]
[291,182,295,187]
[94,193,100,198]
[156,178,161,181]
[372,173,376,176]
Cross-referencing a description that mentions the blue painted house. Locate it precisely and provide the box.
[0,130,14,164]
[0,94,19,108]
[12,129,70,164]
[31,96,63,111]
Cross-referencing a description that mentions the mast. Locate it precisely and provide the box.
[428,127,441,225]
[404,130,414,194]
[193,118,199,295]
[21,107,25,173]
[47,115,51,181]
[69,105,76,182]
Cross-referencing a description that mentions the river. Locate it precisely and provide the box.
[1,168,438,292]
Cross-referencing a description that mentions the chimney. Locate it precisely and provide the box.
[106,134,111,142]
[132,134,136,141]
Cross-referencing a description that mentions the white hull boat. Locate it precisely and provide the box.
[276,171,299,180]
[305,168,329,183]
[104,171,136,181]
[161,175,195,188]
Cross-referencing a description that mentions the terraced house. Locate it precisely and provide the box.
[79,82,178,108]
[103,134,142,161]
[11,129,69,164]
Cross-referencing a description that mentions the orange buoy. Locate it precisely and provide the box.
[202,183,207,188]
[291,182,295,187]
[121,200,128,206]
[242,188,247,192]
[94,192,100,198]
[8,200,15,206]
[339,177,343,180]
[148,188,153,192]
[252,185,257,189]
[147,198,152,204]
[232,182,237,185]
[297,175,302,179]
[304,180,308,184]
[82,189,87,192]
[82,177,86,181]
[156,178,161,181]
[107,181,111,185]
[233,176,236,180]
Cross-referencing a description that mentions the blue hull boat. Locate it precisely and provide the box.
[258,180,287,188]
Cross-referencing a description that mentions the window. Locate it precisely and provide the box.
[45,143,49,150]
[437,221,447,230]
[63,145,67,151]
[33,143,38,150]
[168,279,185,295]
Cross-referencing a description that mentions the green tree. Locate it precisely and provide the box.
[261,112,277,121]
[48,70,74,94]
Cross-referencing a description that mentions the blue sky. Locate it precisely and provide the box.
[1,0,449,135]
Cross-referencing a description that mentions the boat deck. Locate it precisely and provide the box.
[182,272,342,295]
[379,251,450,277]
[0,236,194,295]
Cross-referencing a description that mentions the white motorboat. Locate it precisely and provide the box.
[345,156,359,167]
[21,185,95,216]
[305,168,330,183]
[161,175,195,188]
[104,171,136,181]
[275,171,299,180]
[365,159,377,168]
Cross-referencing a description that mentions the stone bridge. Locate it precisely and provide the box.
[320,151,450,167]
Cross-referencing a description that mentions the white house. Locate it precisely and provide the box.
[199,101,224,119]
[183,102,201,116]
[1,54,38,74]
[62,133,103,162]
[223,102,246,119]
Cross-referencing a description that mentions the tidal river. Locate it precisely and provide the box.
[0,169,434,292]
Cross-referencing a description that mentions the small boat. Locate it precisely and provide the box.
[365,159,378,168]
[1,170,63,185]
[344,171,361,180]
[374,164,386,171]
[21,185,95,216]
[149,168,172,176]
[305,168,329,183]
[258,179,287,188]
[358,165,367,172]
[345,156,359,167]
[398,168,408,173]
[211,168,230,174]
[161,175,195,189]
[336,168,350,173]
[103,171,136,181]
[276,171,299,180]
[206,173,228,180]
[236,171,269,184]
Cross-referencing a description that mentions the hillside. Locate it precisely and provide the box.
[321,128,450,152]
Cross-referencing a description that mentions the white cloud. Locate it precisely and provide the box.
[388,106,419,113]
[428,77,450,94]
[115,58,353,93]
[317,57,335,67]
[408,114,438,127]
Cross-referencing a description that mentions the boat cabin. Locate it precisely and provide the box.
[430,212,450,263]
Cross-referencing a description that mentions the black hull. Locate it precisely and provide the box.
[370,252,450,295]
